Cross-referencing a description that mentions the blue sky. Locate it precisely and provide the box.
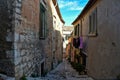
[58,0,89,26]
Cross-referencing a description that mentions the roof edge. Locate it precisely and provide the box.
[72,0,97,25]
[52,0,65,24]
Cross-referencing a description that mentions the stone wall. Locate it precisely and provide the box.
[14,0,41,79]
[54,30,63,67]
[0,0,15,76]
[0,0,63,79]
[42,0,54,74]
[14,0,54,79]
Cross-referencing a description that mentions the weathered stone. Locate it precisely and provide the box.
[15,8,21,14]
[14,57,21,65]
[14,49,20,58]
[0,0,64,79]
[6,31,13,42]
[14,32,20,42]
[20,49,26,56]
[0,0,14,77]
[6,50,14,58]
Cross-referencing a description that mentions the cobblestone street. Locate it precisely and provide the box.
[0,59,94,80]
[26,59,94,80]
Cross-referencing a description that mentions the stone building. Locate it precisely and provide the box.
[71,17,87,66]
[50,0,65,69]
[65,36,72,60]
[62,26,74,58]
[0,0,64,79]
[72,0,120,79]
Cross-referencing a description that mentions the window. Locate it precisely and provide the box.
[39,4,46,39]
[77,24,80,36]
[74,24,80,37]
[89,8,97,36]
[74,26,77,36]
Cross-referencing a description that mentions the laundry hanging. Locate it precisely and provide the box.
[73,37,80,48]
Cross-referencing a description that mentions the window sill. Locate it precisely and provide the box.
[88,33,98,37]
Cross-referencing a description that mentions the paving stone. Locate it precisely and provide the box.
[26,59,94,80]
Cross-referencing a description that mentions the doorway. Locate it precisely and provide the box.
[41,62,44,77]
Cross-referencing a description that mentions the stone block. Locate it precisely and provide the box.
[14,57,22,65]
[15,66,20,73]
[16,1,22,8]
[6,31,13,42]
[14,32,20,42]
[19,34,25,42]
[6,50,14,58]
[15,8,21,14]
[20,50,26,56]
[14,43,18,50]
[14,49,20,58]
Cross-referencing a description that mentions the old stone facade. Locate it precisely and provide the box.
[50,0,65,69]
[14,0,40,78]
[72,0,120,79]
[0,0,15,77]
[71,17,87,66]
[0,0,64,79]
[62,26,74,58]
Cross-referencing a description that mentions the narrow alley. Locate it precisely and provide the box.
[0,0,120,80]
